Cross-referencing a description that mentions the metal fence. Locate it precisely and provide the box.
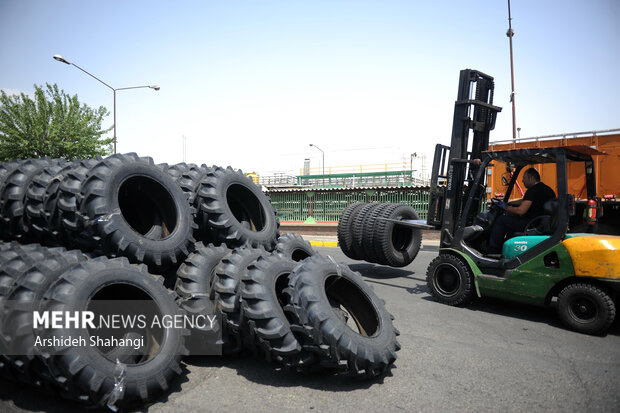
[267,187,430,222]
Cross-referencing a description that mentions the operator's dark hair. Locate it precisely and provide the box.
[524,167,541,182]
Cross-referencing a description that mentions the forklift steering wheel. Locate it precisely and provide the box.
[490,197,505,211]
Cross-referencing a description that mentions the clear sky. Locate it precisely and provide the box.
[1,0,619,177]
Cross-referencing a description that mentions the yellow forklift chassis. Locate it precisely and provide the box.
[562,235,620,279]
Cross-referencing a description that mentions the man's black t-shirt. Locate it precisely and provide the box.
[522,182,556,219]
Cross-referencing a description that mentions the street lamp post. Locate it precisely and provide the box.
[309,144,325,176]
[309,143,325,186]
[53,54,159,154]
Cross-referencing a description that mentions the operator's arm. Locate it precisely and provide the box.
[506,200,532,216]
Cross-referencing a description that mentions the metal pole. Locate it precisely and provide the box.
[507,0,517,142]
[113,89,117,154]
[53,55,159,155]
[113,86,159,154]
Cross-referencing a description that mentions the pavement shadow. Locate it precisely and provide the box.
[349,263,414,280]
[184,355,394,391]
[0,379,83,413]
[0,363,190,413]
[457,296,620,337]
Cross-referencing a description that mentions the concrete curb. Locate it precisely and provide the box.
[307,239,440,249]
[309,240,339,247]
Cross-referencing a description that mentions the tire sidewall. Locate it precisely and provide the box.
[426,253,474,306]
[557,283,614,335]
[384,204,421,267]
[100,163,193,252]
[208,170,278,248]
[42,264,184,390]
[298,258,396,351]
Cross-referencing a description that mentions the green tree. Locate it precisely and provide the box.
[0,83,113,161]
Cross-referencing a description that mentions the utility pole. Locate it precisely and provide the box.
[507,0,517,142]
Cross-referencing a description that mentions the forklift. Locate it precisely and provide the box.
[394,69,620,335]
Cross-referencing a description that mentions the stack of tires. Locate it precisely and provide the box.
[0,242,187,410]
[175,238,400,378]
[338,202,423,267]
[0,154,400,409]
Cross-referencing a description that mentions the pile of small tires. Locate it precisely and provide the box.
[338,202,423,267]
[0,154,400,410]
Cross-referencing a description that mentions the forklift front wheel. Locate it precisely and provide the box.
[426,253,475,306]
[557,283,616,335]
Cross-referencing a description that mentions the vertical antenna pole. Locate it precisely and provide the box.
[507,0,517,142]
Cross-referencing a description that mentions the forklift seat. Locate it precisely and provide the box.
[512,199,559,237]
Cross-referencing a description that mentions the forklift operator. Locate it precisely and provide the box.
[488,167,556,253]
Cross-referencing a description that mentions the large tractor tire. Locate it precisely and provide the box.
[351,203,379,261]
[426,253,475,306]
[284,255,400,378]
[197,167,279,250]
[0,244,85,390]
[24,161,74,245]
[39,257,188,409]
[0,242,61,382]
[557,283,616,335]
[157,162,191,181]
[375,204,422,267]
[0,158,56,240]
[174,242,231,355]
[78,153,196,270]
[363,203,393,264]
[337,202,365,260]
[274,233,316,262]
[241,255,302,361]
[213,247,269,354]
[57,158,101,248]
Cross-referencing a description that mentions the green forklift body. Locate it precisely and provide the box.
[502,236,549,260]
[448,243,576,306]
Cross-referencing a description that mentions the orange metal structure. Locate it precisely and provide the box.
[487,131,620,201]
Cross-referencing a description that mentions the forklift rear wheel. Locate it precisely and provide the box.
[557,283,616,335]
[426,254,475,306]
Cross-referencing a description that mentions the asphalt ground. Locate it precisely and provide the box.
[1,245,619,412]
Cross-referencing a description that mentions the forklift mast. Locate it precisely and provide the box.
[427,69,502,242]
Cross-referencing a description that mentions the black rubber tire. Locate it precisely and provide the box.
[197,167,280,250]
[0,161,22,205]
[274,233,316,262]
[57,158,101,248]
[178,164,216,243]
[0,158,56,240]
[426,253,475,306]
[157,162,191,181]
[174,242,231,355]
[362,203,392,264]
[284,255,400,378]
[0,242,51,304]
[178,164,212,207]
[24,161,73,245]
[0,242,65,382]
[78,153,196,270]
[213,247,269,354]
[240,255,302,360]
[376,203,422,267]
[557,283,616,335]
[372,203,400,265]
[38,257,188,409]
[337,202,365,260]
[0,244,85,390]
[351,203,379,261]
